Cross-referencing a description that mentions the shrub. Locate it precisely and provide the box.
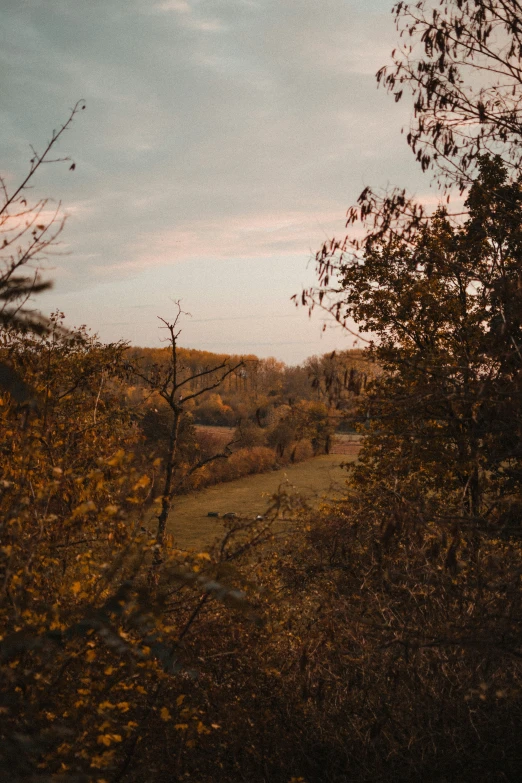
[290,438,314,463]
[233,420,267,449]
[194,394,235,426]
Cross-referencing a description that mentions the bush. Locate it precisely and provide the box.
[230,446,276,476]
[194,393,236,426]
[208,446,276,483]
[233,420,267,449]
[290,438,314,463]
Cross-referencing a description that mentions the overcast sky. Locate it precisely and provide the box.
[1,0,429,363]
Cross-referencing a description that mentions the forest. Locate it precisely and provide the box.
[2,1,522,781]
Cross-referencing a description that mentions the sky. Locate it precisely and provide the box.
[1,0,430,364]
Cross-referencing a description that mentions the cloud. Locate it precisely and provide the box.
[0,0,431,361]
[105,208,347,273]
[153,0,191,12]
[182,17,226,32]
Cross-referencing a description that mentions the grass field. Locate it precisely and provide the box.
[167,449,359,550]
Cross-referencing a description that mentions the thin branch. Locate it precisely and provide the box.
[0,100,85,218]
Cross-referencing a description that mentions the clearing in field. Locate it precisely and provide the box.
[167,447,358,550]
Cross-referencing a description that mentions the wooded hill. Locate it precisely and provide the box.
[124,345,373,492]
[125,345,373,425]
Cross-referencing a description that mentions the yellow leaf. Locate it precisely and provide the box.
[174,723,188,731]
[90,752,115,768]
[71,501,96,519]
[71,582,81,596]
[176,695,185,707]
[160,707,172,722]
[133,474,150,491]
[107,449,125,467]
[97,734,121,747]
[97,701,115,713]
[86,650,96,663]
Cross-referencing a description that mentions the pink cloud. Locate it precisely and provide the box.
[104,209,349,273]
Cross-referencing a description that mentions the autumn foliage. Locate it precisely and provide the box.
[5,1,522,779]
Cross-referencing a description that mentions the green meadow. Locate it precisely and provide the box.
[167,450,358,550]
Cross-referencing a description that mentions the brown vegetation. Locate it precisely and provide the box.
[4,2,522,780]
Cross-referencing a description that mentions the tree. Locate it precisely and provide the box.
[303,0,522,531]
[0,101,85,334]
[0,100,85,404]
[0,114,266,783]
[329,157,522,529]
[129,304,244,552]
[275,163,522,779]
[381,0,522,188]
[302,0,522,315]
[286,6,522,777]
[0,317,165,781]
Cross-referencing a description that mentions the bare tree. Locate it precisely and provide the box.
[0,100,86,401]
[130,302,244,552]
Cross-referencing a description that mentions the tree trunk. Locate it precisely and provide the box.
[156,407,181,549]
